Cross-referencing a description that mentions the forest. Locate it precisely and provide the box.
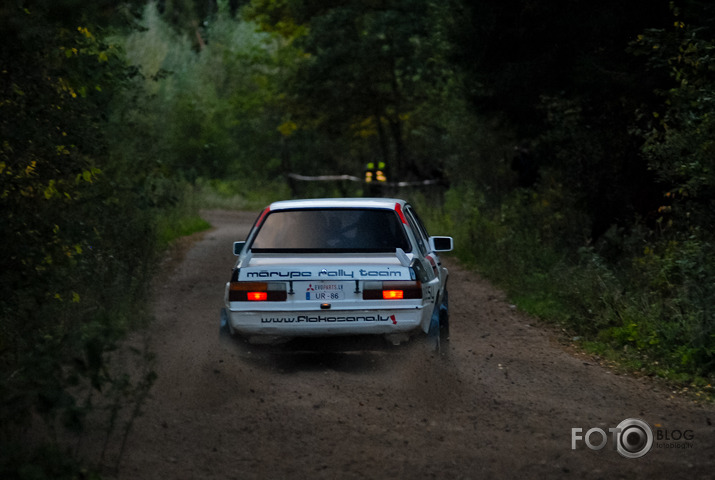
[1,0,714,476]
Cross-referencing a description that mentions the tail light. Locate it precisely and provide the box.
[382,290,404,300]
[229,282,287,302]
[246,291,268,301]
[363,281,422,300]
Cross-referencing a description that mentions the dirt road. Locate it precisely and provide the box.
[115,210,713,479]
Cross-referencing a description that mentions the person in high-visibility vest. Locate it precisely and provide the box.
[365,161,387,183]
[375,162,387,182]
[365,162,374,183]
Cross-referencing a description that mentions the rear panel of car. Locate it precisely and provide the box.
[226,257,432,335]
[225,202,442,339]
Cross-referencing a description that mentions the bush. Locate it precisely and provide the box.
[0,4,201,476]
[425,181,714,384]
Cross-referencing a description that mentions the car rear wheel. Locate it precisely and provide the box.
[220,308,235,339]
[428,290,450,355]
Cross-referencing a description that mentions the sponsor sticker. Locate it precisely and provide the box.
[243,268,404,279]
[260,314,394,323]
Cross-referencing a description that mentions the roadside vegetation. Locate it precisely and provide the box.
[1,0,713,477]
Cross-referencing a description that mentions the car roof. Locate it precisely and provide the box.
[267,198,407,211]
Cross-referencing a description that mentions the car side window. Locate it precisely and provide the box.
[404,205,429,255]
[407,205,431,238]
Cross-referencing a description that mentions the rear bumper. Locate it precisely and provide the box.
[225,306,425,338]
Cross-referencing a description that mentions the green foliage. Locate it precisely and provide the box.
[414,0,715,389]
[194,177,292,209]
[248,0,458,182]
[243,0,308,39]
[118,1,291,182]
[436,182,588,313]
[0,2,196,477]
[631,11,715,224]
[155,186,212,248]
[430,182,715,385]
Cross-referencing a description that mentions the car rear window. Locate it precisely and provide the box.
[249,208,411,253]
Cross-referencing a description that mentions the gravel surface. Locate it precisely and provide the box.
[109,210,713,479]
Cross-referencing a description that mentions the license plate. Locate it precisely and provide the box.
[305,282,346,301]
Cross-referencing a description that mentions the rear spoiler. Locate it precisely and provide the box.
[233,241,252,267]
[396,248,410,267]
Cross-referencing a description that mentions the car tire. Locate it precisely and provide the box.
[439,289,450,343]
[428,290,450,355]
[220,308,235,339]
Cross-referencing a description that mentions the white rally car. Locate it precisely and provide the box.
[222,198,453,348]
